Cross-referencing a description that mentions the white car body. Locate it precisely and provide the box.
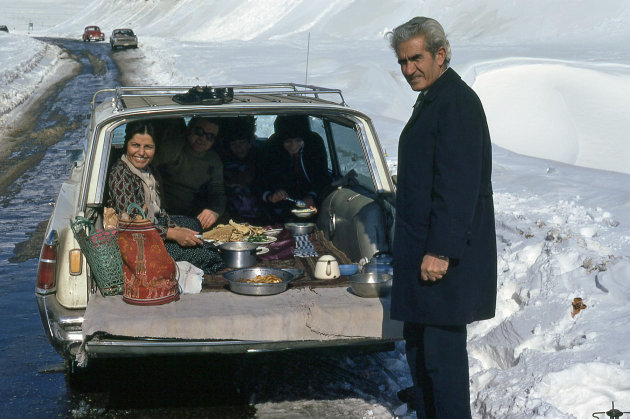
[35,84,401,369]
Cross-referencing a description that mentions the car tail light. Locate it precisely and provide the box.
[36,230,58,293]
[69,248,83,275]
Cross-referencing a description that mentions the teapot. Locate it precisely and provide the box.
[363,252,393,275]
[314,255,340,280]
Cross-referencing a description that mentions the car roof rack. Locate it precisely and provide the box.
[91,83,347,113]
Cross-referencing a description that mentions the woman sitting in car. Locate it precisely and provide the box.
[260,115,331,222]
[107,121,222,273]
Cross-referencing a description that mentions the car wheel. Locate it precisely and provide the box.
[65,358,95,392]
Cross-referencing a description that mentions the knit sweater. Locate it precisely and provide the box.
[153,137,226,217]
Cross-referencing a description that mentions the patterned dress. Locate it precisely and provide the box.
[107,159,223,274]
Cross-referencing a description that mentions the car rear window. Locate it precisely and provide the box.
[108,113,375,191]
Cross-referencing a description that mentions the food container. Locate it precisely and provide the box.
[218,241,259,268]
[291,208,317,218]
[363,252,394,275]
[284,222,315,236]
[314,255,340,280]
[223,267,295,296]
[349,272,393,298]
[339,264,359,276]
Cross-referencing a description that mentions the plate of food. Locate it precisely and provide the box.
[263,228,283,237]
[246,234,277,245]
[256,246,270,255]
[202,238,223,245]
[291,207,318,218]
[202,219,267,243]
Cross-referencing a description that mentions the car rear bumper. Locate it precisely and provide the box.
[112,42,137,48]
[84,335,397,358]
[35,292,85,359]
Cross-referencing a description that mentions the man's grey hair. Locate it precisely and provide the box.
[387,17,451,68]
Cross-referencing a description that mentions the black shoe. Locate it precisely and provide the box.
[397,386,417,410]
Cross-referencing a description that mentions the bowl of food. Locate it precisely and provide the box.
[339,264,359,276]
[223,267,295,296]
[284,222,315,236]
[246,234,277,245]
[291,207,317,218]
[348,272,393,298]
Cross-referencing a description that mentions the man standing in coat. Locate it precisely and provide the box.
[388,17,497,418]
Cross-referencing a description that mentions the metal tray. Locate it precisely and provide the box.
[223,267,295,296]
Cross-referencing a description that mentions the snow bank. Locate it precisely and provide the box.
[475,60,630,175]
[0,34,67,129]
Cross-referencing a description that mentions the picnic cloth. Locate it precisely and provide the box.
[82,287,403,342]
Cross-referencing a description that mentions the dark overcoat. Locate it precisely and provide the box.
[391,67,497,326]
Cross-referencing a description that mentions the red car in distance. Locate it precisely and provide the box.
[82,26,105,42]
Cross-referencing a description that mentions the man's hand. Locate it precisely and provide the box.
[420,253,449,282]
[197,209,219,230]
[269,189,289,204]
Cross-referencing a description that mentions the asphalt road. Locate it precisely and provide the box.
[0,38,405,418]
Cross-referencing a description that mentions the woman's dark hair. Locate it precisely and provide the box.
[124,121,156,150]
[226,116,256,144]
[274,115,309,141]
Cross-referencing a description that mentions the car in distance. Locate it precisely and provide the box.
[0,25,8,33]
[82,25,105,42]
[110,28,138,50]
[36,84,401,374]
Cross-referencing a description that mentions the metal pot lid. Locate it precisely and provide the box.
[219,241,259,251]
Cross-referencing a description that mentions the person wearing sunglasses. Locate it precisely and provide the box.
[153,116,226,231]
